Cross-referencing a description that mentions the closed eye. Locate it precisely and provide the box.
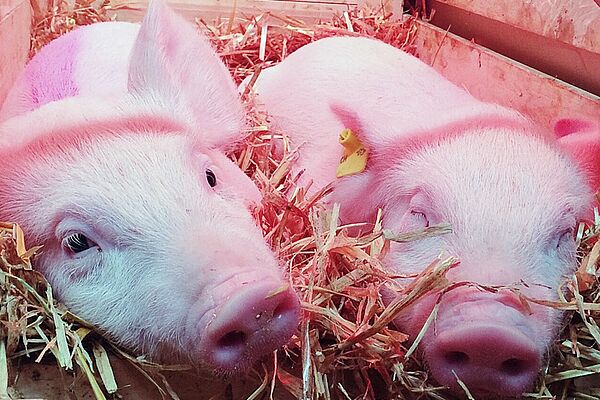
[399,210,430,231]
[556,228,575,249]
[411,211,429,228]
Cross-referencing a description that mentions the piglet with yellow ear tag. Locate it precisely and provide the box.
[247,36,600,398]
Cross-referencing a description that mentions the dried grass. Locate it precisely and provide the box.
[2,0,599,399]
[30,0,114,57]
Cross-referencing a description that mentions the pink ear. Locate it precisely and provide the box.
[556,118,600,193]
[555,118,597,138]
[128,0,245,148]
[330,105,363,137]
[329,103,383,152]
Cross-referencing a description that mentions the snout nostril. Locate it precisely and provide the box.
[501,358,526,376]
[217,330,247,349]
[203,283,300,371]
[444,351,469,365]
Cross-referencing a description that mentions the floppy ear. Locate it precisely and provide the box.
[329,104,385,152]
[128,0,245,148]
[555,118,600,194]
[326,104,387,225]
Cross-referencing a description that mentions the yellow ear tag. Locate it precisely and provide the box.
[336,128,369,178]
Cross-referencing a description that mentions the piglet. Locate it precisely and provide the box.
[248,36,600,396]
[0,0,300,374]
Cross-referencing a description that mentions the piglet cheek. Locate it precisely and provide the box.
[379,284,439,338]
[206,150,263,207]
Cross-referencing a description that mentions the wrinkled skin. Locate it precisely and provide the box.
[0,0,300,374]
[248,36,599,396]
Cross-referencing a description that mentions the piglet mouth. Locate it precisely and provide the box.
[196,281,301,374]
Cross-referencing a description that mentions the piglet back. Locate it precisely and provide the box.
[0,22,139,122]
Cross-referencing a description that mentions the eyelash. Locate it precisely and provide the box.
[63,233,96,253]
[412,210,429,224]
[556,228,575,249]
[206,169,217,187]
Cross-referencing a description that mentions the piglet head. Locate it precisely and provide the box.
[0,0,299,374]
[331,105,594,396]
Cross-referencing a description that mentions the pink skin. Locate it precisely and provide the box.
[18,31,79,111]
[555,118,600,196]
[0,22,136,122]
[423,288,540,396]
[0,0,300,374]
[249,36,598,396]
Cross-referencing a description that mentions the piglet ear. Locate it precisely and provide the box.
[128,0,244,148]
[330,104,379,150]
[329,103,402,163]
[556,118,600,193]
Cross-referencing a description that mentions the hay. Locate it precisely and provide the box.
[30,0,114,57]
[2,1,599,399]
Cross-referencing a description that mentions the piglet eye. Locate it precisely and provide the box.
[557,228,575,249]
[206,169,217,187]
[63,233,95,253]
[409,210,429,229]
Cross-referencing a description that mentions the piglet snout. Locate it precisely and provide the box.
[204,282,300,371]
[427,324,540,396]
[424,296,541,396]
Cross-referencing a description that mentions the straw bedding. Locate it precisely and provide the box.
[1,1,599,399]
